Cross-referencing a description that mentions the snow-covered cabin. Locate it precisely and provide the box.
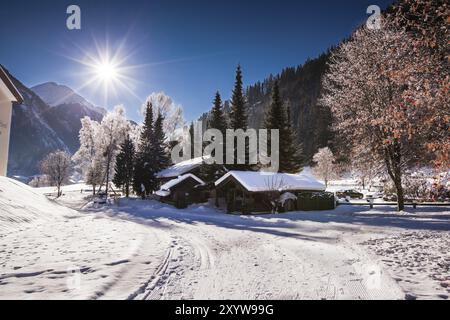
[214,170,332,213]
[156,156,210,183]
[0,66,23,176]
[155,174,207,208]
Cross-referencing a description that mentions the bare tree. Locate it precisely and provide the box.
[264,176,286,213]
[312,147,335,188]
[40,150,72,197]
[321,21,437,210]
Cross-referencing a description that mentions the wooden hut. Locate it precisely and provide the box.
[214,170,332,214]
[155,174,207,208]
[156,156,210,185]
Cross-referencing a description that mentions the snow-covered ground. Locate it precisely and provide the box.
[1,178,449,300]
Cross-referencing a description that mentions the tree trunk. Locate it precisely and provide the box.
[125,182,129,198]
[105,160,110,200]
[394,176,405,211]
[384,143,405,212]
[57,184,61,198]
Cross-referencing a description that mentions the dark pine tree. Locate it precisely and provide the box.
[209,91,228,134]
[201,91,228,182]
[113,134,135,197]
[229,65,251,170]
[284,105,303,173]
[134,102,156,198]
[264,80,285,133]
[152,110,170,172]
[230,65,247,130]
[189,121,195,158]
[264,80,302,173]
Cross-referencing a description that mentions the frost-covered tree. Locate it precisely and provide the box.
[351,155,378,191]
[388,0,449,170]
[98,106,129,197]
[29,175,51,188]
[40,150,72,197]
[73,107,128,197]
[72,117,103,194]
[142,92,186,141]
[85,160,104,195]
[321,21,438,210]
[312,147,335,188]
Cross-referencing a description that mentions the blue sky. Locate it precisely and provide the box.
[0,0,393,122]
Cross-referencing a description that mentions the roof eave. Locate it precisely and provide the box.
[0,66,23,104]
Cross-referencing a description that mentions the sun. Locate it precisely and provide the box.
[64,38,145,106]
[95,61,118,82]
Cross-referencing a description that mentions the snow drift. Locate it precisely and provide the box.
[0,177,62,232]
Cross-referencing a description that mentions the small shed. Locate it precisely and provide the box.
[214,170,331,214]
[0,66,23,176]
[156,156,210,184]
[156,174,207,208]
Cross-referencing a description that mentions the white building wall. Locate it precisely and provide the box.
[0,92,14,176]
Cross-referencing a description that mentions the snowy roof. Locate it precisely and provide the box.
[215,170,325,192]
[159,174,205,192]
[156,156,210,178]
[155,190,170,197]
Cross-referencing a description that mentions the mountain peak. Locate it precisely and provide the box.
[31,82,95,109]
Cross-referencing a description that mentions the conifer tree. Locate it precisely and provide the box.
[264,80,285,133]
[113,134,135,197]
[264,81,302,173]
[228,65,250,170]
[210,91,227,134]
[230,65,247,130]
[152,109,170,172]
[134,102,156,197]
[284,105,303,173]
[189,121,195,158]
[201,91,228,182]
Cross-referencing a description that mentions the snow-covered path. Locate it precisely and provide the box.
[1,179,449,300]
[91,199,406,300]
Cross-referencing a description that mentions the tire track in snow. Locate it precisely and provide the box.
[128,246,174,300]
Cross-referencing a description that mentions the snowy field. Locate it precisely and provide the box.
[1,177,449,300]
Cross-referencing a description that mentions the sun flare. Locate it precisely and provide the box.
[95,61,118,82]
[64,38,144,106]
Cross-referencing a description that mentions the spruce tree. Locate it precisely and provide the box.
[134,102,156,198]
[264,81,302,173]
[201,91,227,182]
[113,134,135,197]
[189,121,195,158]
[210,91,227,134]
[284,105,303,173]
[230,65,247,130]
[152,110,170,172]
[229,65,250,170]
[264,80,285,133]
